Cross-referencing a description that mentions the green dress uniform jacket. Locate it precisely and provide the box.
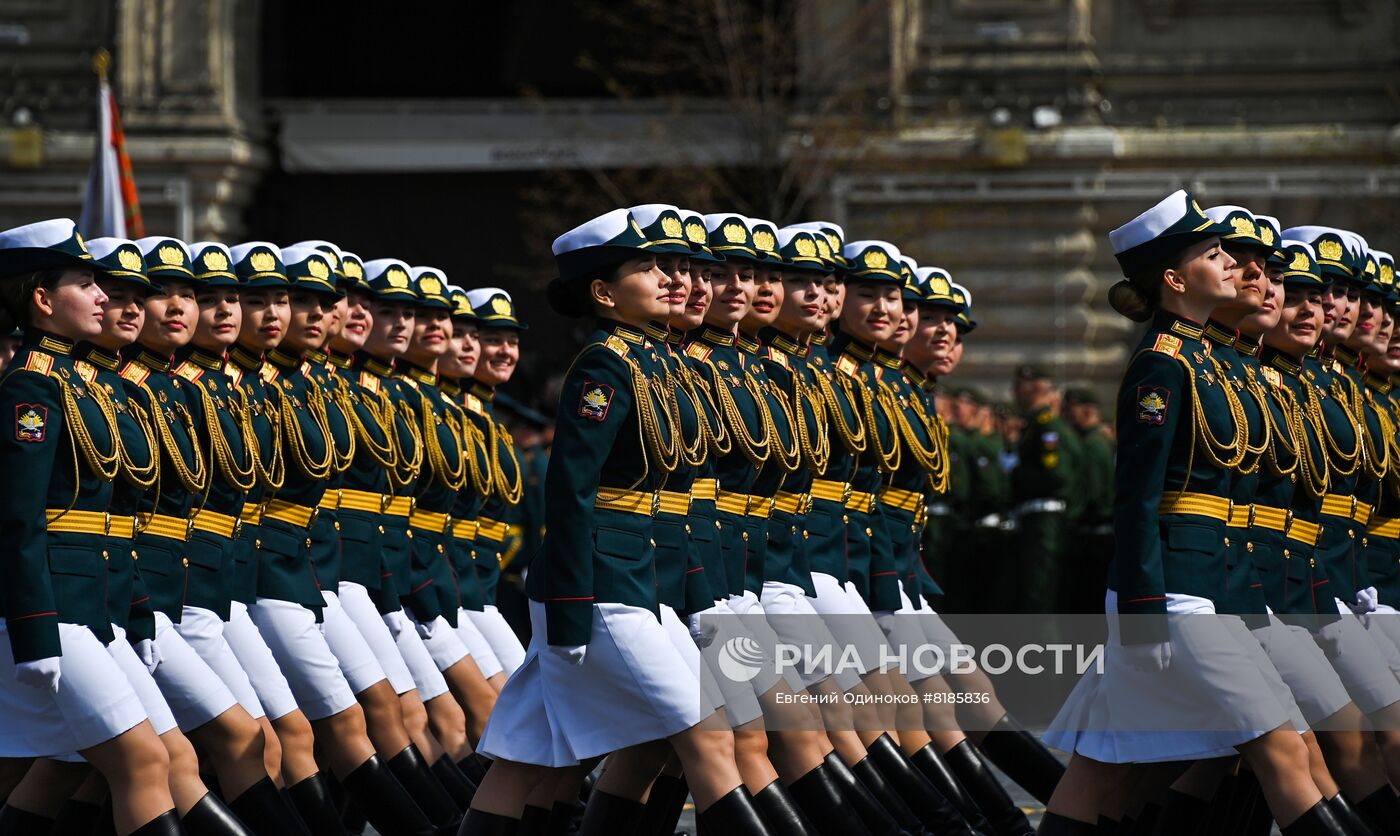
[255,348,333,614]
[121,345,201,621]
[909,368,947,604]
[174,344,255,621]
[681,330,741,603]
[525,320,676,646]
[0,332,119,662]
[353,351,419,614]
[1307,346,1369,601]
[733,330,795,594]
[803,333,865,586]
[302,349,355,590]
[327,349,393,595]
[77,344,157,642]
[1361,372,1400,608]
[226,344,280,606]
[448,381,491,613]
[745,329,808,596]
[873,352,944,601]
[398,361,470,625]
[1111,312,1247,644]
[465,380,524,608]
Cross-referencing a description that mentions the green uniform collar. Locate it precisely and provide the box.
[695,325,735,347]
[1260,346,1302,377]
[175,345,225,371]
[1203,319,1237,349]
[23,329,74,356]
[228,343,263,373]
[355,351,396,378]
[439,376,463,398]
[873,348,902,370]
[1365,372,1391,394]
[1153,310,1205,341]
[642,321,669,343]
[128,343,172,373]
[1334,343,1362,371]
[396,358,436,386]
[76,342,120,370]
[267,348,303,371]
[736,330,761,354]
[326,350,352,369]
[761,327,806,357]
[468,380,494,402]
[304,348,328,367]
[1235,332,1261,357]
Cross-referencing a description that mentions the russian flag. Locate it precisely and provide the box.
[79,57,144,239]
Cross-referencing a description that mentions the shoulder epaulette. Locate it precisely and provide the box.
[604,334,630,357]
[225,363,244,387]
[1152,333,1182,358]
[120,362,149,387]
[836,354,859,376]
[173,361,203,383]
[767,346,789,368]
[464,393,483,414]
[358,371,380,394]
[74,361,97,384]
[23,352,53,377]
[685,343,711,363]
[1262,367,1281,387]
[259,364,279,384]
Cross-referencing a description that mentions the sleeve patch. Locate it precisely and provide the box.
[578,381,614,421]
[15,403,47,442]
[1152,334,1182,357]
[1136,385,1169,425]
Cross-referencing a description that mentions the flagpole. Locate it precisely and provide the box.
[93,48,110,82]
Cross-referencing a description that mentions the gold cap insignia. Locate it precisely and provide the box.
[815,238,831,259]
[452,294,472,315]
[202,250,229,272]
[951,289,966,304]
[250,251,276,273]
[862,250,888,270]
[825,233,841,253]
[1383,264,1395,286]
[1230,217,1255,238]
[491,296,512,316]
[1318,239,1344,262]
[307,258,330,280]
[386,267,410,288]
[661,216,683,239]
[343,260,363,279]
[722,222,747,244]
[795,237,816,257]
[685,221,706,244]
[1290,251,1311,271]
[930,276,951,296]
[117,249,143,272]
[754,230,776,252]
[420,275,443,296]
[1365,258,1377,276]
[318,250,339,268]
[158,244,184,266]
[1259,225,1275,246]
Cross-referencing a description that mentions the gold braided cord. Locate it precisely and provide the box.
[673,370,710,468]
[862,381,903,473]
[492,421,524,505]
[632,357,681,475]
[1292,379,1331,498]
[199,380,258,491]
[462,410,494,498]
[1358,386,1392,481]
[891,380,943,477]
[1259,384,1301,478]
[684,364,731,456]
[347,385,399,470]
[761,378,802,474]
[388,399,425,489]
[250,394,286,492]
[140,381,208,492]
[1313,375,1362,477]
[325,376,358,473]
[707,361,770,468]
[59,377,120,480]
[1182,355,1248,470]
[419,388,468,491]
[1234,366,1271,475]
[816,369,867,455]
[278,382,334,481]
[792,374,830,473]
[116,394,159,489]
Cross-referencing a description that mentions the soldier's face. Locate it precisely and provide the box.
[475,328,518,387]
[34,269,108,341]
[193,288,242,351]
[237,288,290,352]
[283,289,334,352]
[1265,286,1324,357]
[905,307,957,370]
[140,278,197,353]
[1220,243,1268,315]
[740,266,784,332]
[1163,236,1235,312]
[443,322,480,378]
[1349,291,1385,352]
[365,299,414,357]
[326,294,348,341]
[932,337,962,377]
[679,265,712,330]
[655,254,692,320]
[839,280,901,344]
[593,255,671,326]
[775,272,823,336]
[92,278,146,351]
[332,290,374,353]
[703,260,754,328]
[1237,267,1284,337]
[408,308,453,361]
[1322,284,1359,342]
[817,275,843,327]
[881,300,918,350]
[1386,316,1400,370]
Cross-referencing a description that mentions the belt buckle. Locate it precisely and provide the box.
[233,519,244,539]
[308,507,321,528]
[379,494,391,514]
[842,483,852,506]
[651,492,661,517]
[1351,496,1358,517]
[186,518,196,538]
[102,512,112,535]
[1246,504,1256,527]
[866,494,876,514]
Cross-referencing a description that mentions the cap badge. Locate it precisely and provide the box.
[930,276,951,296]
[862,250,888,270]
[1318,239,1344,262]
[420,275,443,296]
[1290,251,1311,271]
[952,290,966,304]
[202,250,229,272]
[343,260,363,279]
[118,249,144,272]
[722,222,747,244]
[1383,265,1395,286]
[815,238,831,258]
[795,237,816,257]
[753,230,776,252]
[1365,258,1377,276]
[1259,226,1275,246]
[824,233,841,253]
[158,245,184,266]
[308,258,330,280]
[661,216,683,239]
[684,221,706,244]
[1230,217,1255,237]
[491,296,512,316]
[250,251,276,273]
[386,268,410,288]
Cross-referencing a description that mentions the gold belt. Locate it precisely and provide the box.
[192,509,240,539]
[716,491,751,516]
[1288,519,1322,546]
[409,508,451,534]
[657,490,692,516]
[1158,492,1230,522]
[141,513,192,542]
[46,509,131,537]
[1250,505,1289,532]
[384,496,414,517]
[239,502,263,525]
[845,490,876,513]
[339,489,390,514]
[478,517,509,541]
[1226,502,1251,529]
[317,490,341,511]
[594,490,657,516]
[691,479,719,501]
[451,517,480,541]
[262,499,318,529]
[810,479,851,505]
[748,497,772,519]
[1368,517,1400,539]
[1321,494,1371,523]
[773,491,811,516]
[879,487,924,514]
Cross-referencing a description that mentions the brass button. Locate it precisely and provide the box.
[470,550,477,559]
[865,527,873,537]
[102,550,109,561]
[406,530,414,540]
[255,539,262,549]
[843,515,850,524]
[130,550,138,559]
[1349,530,1355,539]
[378,525,386,534]
[1246,542,1254,553]
[182,558,190,567]
[1223,537,1231,548]
[791,525,798,534]
[334,521,341,532]
[437,544,445,553]
[714,520,722,530]
[803,530,810,539]
[685,524,692,534]
[1284,549,1291,559]
[1362,537,1369,547]
[304,539,312,548]
[742,531,750,541]
[650,538,657,548]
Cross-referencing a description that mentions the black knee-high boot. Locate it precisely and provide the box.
[288,772,351,835]
[458,753,492,786]
[823,753,913,835]
[0,805,54,834]
[386,745,463,826]
[518,804,552,836]
[1153,789,1209,836]
[431,756,478,810]
[576,790,644,836]
[909,744,992,832]
[50,799,102,836]
[130,810,183,835]
[229,776,311,836]
[549,801,580,835]
[866,734,981,835]
[1325,794,1376,836]
[978,717,1066,805]
[1036,812,1096,835]
[697,786,775,836]
[1355,787,1400,834]
[752,780,818,835]
[636,773,690,836]
[941,739,1034,836]
[458,809,521,836]
[788,763,875,836]
[182,791,257,835]
[341,755,440,836]
[1280,800,1349,835]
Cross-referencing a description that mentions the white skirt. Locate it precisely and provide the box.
[338,583,416,696]
[1251,615,1351,727]
[0,620,148,757]
[173,606,264,720]
[150,611,239,730]
[806,572,892,680]
[658,605,723,719]
[1362,607,1400,666]
[248,597,358,721]
[690,599,766,727]
[1313,603,1400,715]
[1044,591,1296,764]
[455,610,505,680]
[472,605,527,676]
[221,601,300,721]
[761,581,864,691]
[477,601,705,767]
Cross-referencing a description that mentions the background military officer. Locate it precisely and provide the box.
[1062,387,1115,613]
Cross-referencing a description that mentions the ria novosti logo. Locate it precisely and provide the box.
[716,636,766,682]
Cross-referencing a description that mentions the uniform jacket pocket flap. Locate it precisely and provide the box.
[258,524,303,558]
[1165,523,1218,554]
[48,546,98,577]
[595,526,644,560]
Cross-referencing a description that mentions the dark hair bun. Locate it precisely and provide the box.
[546,278,588,319]
[1108,279,1153,323]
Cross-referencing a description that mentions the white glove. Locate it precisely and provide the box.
[1121,641,1171,673]
[134,639,161,673]
[15,657,62,693]
[415,619,437,640]
[688,609,720,648]
[548,644,587,666]
[1350,587,1379,615]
